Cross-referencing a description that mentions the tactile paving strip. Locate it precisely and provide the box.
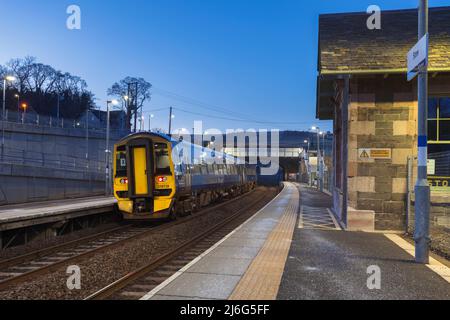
[229,188,299,300]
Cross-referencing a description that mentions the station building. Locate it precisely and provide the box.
[317,7,450,232]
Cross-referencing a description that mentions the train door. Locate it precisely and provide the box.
[127,139,154,213]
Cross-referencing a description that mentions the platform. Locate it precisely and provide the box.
[0,197,116,231]
[141,182,450,300]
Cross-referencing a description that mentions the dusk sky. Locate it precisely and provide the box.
[1,0,449,132]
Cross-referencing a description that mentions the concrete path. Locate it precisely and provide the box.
[278,185,450,300]
[0,197,116,231]
[142,182,299,300]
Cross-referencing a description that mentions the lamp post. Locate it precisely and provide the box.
[14,94,20,122]
[105,99,118,195]
[2,76,16,154]
[304,139,312,186]
[415,0,430,264]
[312,126,324,192]
[140,114,145,131]
[21,103,28,124]
[168,107,175,135]
[149,114,154,132]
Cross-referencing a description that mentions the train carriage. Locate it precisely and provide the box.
[113,132,257,220]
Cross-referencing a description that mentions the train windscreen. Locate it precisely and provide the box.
[115,148,127,177]
[155,143,172,175]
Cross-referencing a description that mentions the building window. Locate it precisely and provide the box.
[428,97,450,142]
[428,97,450,191]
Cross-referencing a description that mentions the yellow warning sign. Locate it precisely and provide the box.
[360,150,370,159]
[358,148,392,160]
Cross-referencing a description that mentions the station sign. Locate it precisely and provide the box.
[407,33,429,81]
[428,176,450,189]
[427,159,436,175]
[358,148,392,160]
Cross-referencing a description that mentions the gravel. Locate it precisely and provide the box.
[0,187,278,300]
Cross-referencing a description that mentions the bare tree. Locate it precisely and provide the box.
[108,77,152,130]
[29,63,56,93]
[0,65,7,79]
[0,56,95,119]
[108,77,152,109]
[7,56,36,93]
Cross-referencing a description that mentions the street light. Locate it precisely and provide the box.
[2,76,16,152]
[140,114,145,131]
[311,126,324,192]
[415,0,431,264]
[21,103,28,124]
[14,94,20,121]
[148,114,154,132]
[105,99,119,195]
[320,132,326,156]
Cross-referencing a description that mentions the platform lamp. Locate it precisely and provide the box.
[14,94,20,122]
[105,99,119,195]
[149,114,154,132]
[2,76,16,158]
[21,103,28,124]
[311,126,324,192]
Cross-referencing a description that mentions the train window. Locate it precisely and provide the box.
[115,151,127,177]
[155,143,172,175]
[192,164,200,175]
[174,163,183,176]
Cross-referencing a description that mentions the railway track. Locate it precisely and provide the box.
[0,189,263,292]
[85,190,273,300]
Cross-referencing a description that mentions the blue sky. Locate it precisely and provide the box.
[1,0,449,132]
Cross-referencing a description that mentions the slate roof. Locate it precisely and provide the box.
[319,6,450,74]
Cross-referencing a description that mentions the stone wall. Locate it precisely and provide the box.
[348,75,417,230]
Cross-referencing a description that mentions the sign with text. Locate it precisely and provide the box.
[428,176,450,189]
[358,148,392,160]
[407,33,429,81]
[427,159,436,175]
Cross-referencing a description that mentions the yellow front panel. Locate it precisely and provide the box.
[133,147,148,195]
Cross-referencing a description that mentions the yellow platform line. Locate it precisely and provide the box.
[384,234,450,283]
[229,190,299,300]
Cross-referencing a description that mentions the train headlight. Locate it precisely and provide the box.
[120,178,129,185]
[157,176,168,183]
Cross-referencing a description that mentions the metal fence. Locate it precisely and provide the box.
[406,153,450,257]
[2,109,129,136]
[323,167,333,194]
[0,145,107,173]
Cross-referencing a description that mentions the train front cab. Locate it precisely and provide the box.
[114,135,176,220]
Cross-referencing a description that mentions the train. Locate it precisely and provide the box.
[113,132,258,220]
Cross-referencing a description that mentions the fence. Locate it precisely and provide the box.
[406,152,450,258]
[0,145,107,173]
[2,109,129,136]
[323,167,333,194]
